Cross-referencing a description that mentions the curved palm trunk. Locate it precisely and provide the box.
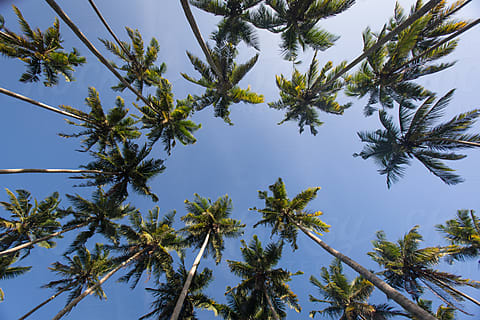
[315,0,442,91]
[434,278,480,307]
[52,248,146,320]
[263,286,280,320]
[43,0,151,107]
[0,223,88,257]
[0,87,87,122]
[179,0,223,80]
[294,223,437,320]
[0,169,116,175]
[18,285,73,320]
[170,231,210,320]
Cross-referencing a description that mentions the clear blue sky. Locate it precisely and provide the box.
[1,0,479,319]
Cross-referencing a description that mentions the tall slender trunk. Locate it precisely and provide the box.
[294,223,437,320]
[0,87,88,122]
[434,278,480,307]
[0,223,87,257]
[170,231,210,320]
[43,0,151,107]
[52,248,146,320]
[420,279,472,315]
[179,0,223,80]
[314,0,442,92]
[18,285,72,320]
[263,286,280,320]
[0,169,115,175]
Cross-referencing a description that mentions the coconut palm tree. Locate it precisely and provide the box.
[0,253,31,302]
[0,189,61,256]
[181,35,264,124]
[227,235,302,320]
[140,263,216,320]
[18,243,112,320]
[0,6,85,86]
[170,194,244,320]
[100,27,167,95]
[309,258,404,319]
[251,178,437,320]
[354,90,480,188]
[190,0,262,49]
[250,0,355,61]
[369,226,480,312]
[408,299,456,320]
[269,51,351,135]
[52,208,181,320]
[217,287,262,319]
[136,78,201,155]
[60,87,140,152]
[77,141,165,201]
[436,209,480,263]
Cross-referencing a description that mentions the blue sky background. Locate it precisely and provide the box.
[0,0,479,319]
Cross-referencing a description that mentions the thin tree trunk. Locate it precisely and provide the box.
[0,87,87,122]
[0,169,116,175]
[315,0,442,92]
[430,138,480,148]
[44,0,151,107]
[0,223,87,257]
[52,248,146,320]
[179,0,224,81]
[420,279,472,315]
[18,285,73,320]
[170,231,210,320]
[263,286,280,320]
[434,278,480,307]
[294,223,437,320]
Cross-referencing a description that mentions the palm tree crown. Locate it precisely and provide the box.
[0,253,31,302]
[0,6,85,86]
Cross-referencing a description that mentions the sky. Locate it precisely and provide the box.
[0,0,479,319]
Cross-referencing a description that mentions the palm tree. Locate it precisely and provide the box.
[408,299,456,320]
[269,51,351,135]
[60,87,141,152]
[190,0,262,49]
[250,0,355,61]
[309,258,403,319]
[0,189,61,256]
[140,263,216,320]
[369,226,480,312]
[0,6,85,86]
[354,90,480,187]
[251,178,437,320]
[18,243,112,320]
[0,253,31,302]
[136,78,201,154]
[77,141,165,201]
[227,235,302,320]
[100,27,167,95]
[181,36,264,124]
[52,208,181,319]
[217,287,262,319]
[436,209,480,263]
[170,194,244,320]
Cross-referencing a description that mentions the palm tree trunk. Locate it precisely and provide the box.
[18,285,73,320]
[0,169,116,175]
[263,286,280,320]
[294,223,437,320]
[0,87,88,122]
[43,0,151,107]
[52,248,146,320]
[0,223,88,257]
[434,278,480,307]
[179,0,223,80]
[315,0,442,92]
[420,279,472,315]
[170,231,210,320]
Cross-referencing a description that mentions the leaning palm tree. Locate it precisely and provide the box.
[251,178,437,320]
[227,235,302,320]
[140,263,216,320]
[409,299,456,320]
[269,51,351,135]
[52,208,181,320]
[0,253,31,302]
[309,258,403,319]
[436,209,480,263]
[136,78,201,154]
[181,35,264,124]
[18,243,112,320]
[170,194,244,320]
[250,0,355,60]
[354,90,480,187]
[0,6,85,86]
[369,226,480,312]
[60,87,141,152]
